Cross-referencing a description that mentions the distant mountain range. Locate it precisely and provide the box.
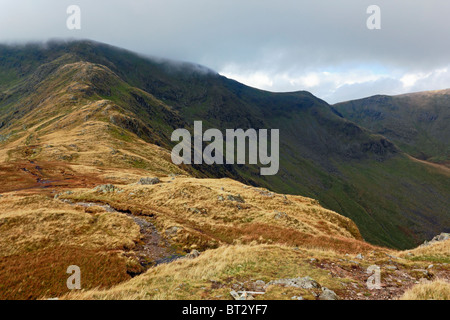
[0,40,448,249]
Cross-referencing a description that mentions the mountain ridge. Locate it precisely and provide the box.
[1,40,449,249]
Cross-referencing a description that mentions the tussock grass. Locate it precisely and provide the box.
[400,279,450,300]
[61,177,371,254]
[0,195,140,257]
[64,244,350,300]
[0,195,141,299]
[400,240,450,263]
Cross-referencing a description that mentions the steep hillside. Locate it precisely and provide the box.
[0,40,448,300]
[0,40,449,249]
[334,90,450,165]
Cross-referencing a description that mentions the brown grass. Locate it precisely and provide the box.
[400,279,450,300]
[63,244,351,300]
[0,246,132,300]
[399,239,450,263]
[0,194,142,299]
[60,177,366,254]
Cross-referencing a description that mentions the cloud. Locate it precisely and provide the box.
[0,0,449,103]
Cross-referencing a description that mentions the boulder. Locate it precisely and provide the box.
[265,276,320,289]
[185,249,200,259]
[94,184,119,193]
[227,194,245,203]
[138,177,160,185]
[319,287,339,300]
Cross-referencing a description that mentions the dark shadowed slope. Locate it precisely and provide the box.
[334,90,450,166]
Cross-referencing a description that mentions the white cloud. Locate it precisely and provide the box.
[1,1,450,104]
[220,65,450,103]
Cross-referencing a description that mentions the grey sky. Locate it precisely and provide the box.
[1,0,449,103]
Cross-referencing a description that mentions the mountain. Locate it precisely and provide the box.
[0,40,449,300]
[0,40,449,251]
[333,90,450,165]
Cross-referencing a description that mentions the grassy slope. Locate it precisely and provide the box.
[1,40,449,250]
[0,43,448,299]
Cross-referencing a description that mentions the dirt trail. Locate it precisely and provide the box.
[64,201,183,271]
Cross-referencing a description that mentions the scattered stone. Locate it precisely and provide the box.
[291,296,303,300]
[217,195,224,201]
[355,253,364,260]
[94,184,120,193]
[319,287,339,300]
[428,264,434,269]
[227,194,245,203]
[137,177,160,185]
[265,276,320,289]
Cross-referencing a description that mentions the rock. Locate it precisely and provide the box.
[188,207,207,215]
[386,253,399,260]
[227,194,245,203]
[165,226,181,237]
[217,195,224,201]
[265,276,320,289]
[319,287,339,300]
[185,249,200,259]
[291,296,303,300]
[253,280,266,291]
[138,177,160,185]
[274,211,288,220]
[428,264,434,269]
[420,233,450,247]
[385,265,398,270]
[94,184,119,193]
[355,253,364,260]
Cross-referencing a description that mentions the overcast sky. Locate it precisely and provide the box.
[1,0,449,103]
